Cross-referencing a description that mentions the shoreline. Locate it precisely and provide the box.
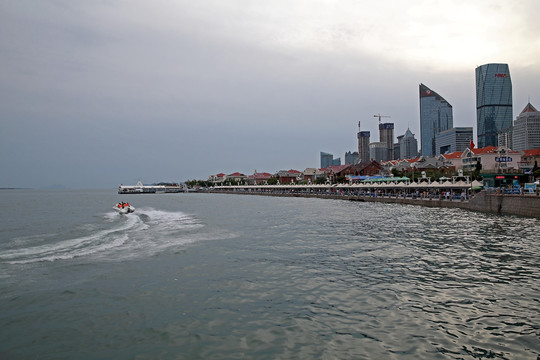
[206,189,540,219]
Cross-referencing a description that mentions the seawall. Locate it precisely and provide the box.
[467,191,540,218]
[209,190,540,219]
[347,191,540,218]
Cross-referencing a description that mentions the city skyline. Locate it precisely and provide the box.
[1,1,539,188]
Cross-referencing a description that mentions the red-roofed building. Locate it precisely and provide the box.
[522,148,540,162]
[227,172,247,183]
[462,146,522,173]
[469,146,499,155]
[324,165,352,182]
[519,148,540,174]
[442,151,462,159]
[247,171,273,185]
[302,168,326,182]
[208,173,227,184]
[274,169,302,184]
[345,161,381,177]
[441,151,463,169]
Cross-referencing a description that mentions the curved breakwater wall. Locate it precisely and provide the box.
[209,190,540,219]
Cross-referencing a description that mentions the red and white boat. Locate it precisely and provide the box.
[113,202,135,214]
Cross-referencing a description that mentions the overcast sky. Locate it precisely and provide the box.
[1,0,539,188]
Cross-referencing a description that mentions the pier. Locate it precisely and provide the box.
[118,181,184,194]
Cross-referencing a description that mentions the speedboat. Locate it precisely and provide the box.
[114,203,135,214]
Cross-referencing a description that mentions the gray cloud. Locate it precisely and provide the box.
[1,1,539,188]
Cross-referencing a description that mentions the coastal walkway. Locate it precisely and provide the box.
[209,182,540,219]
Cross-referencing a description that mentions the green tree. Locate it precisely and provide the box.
[471,159,483,180]
[533,160,540,178]
[475,159,482,172]
[391,168,404,178]
[314,177,327,185]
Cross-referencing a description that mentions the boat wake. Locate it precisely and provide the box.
[0,208,213,265]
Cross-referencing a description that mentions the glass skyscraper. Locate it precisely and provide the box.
[475,63,513,148]
[419,84,453,157]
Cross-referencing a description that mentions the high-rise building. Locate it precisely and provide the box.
[419,84,453,157]
[399,128,418,159]
[320,152,340,168]
[393,140,401,160]
[435,127,473,154]
[476,63,513,148]
[513,102,540,150]
[369,142,388,162]
[498,127,513,149]
[357,121,371,163]
[344,151,359,165]
[379,123,394,160]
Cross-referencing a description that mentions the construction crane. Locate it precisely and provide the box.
[374,114,391,125]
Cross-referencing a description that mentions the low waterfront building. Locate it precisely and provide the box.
[227,172,248,183]
[481,173,528,190]
[410,156,447,170]
[391,158,419,172]
[346,160,382,177]
[441,151,464,170]
[324,165,352,183]
[274,169,302,184]
[247,171,272,185]
[519,148,540,175]
[302,168,326,183]
[209,173,227,184]
[381,160,398,174]
[462,146,522,173]
[521,148,540,165]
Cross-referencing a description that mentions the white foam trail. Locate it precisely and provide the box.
[1,214,143,264]
[1,208,223,265]
[7,234,130,264]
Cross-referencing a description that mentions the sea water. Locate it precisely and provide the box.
[0,189,539,359]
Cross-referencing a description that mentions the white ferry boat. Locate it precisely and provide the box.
[118,181,184,194]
